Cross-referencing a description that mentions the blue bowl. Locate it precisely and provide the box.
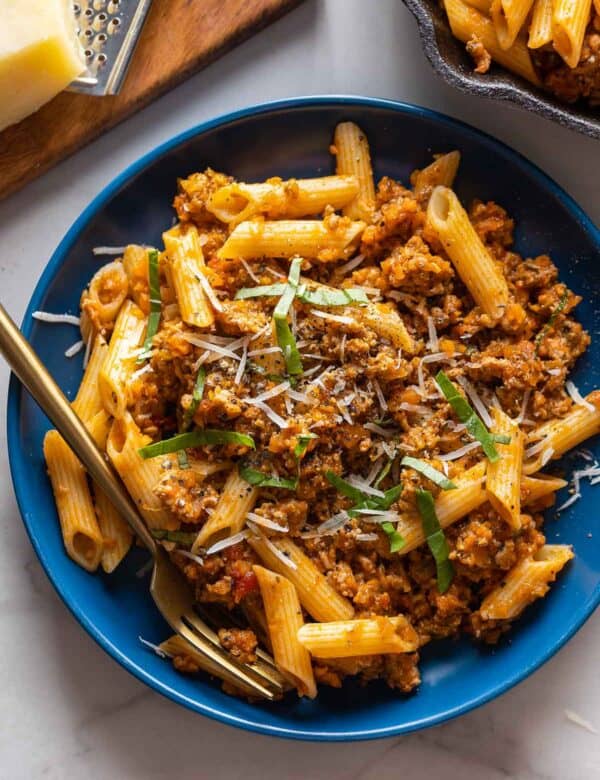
[7,97,600,741]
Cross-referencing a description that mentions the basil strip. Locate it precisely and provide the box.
[137,249,161,363]
[435,371,500,463]
[294,433,318,459]
[151,529,197,547]
[326,469,405,552]
[139,429,255,458]
[235,283,287,300]
[235,283,368,307]
[381,521,405,553]
[534,289,568,355]
[182,366,206,431]
[273,258,303,376]
[492,434,511,445]
[415,489,454,594]
[401,456,456,490]
[177,450,190,469]
[238,464,298,490]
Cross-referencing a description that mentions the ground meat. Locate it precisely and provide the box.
[466,34,491,74]
[218,628,258,664]
[216,300,269,336]
[155,468,219,524]
[381,235,454,295]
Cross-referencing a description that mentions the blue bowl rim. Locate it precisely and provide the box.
[7,95,600,741]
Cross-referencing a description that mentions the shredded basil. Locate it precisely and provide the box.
[177,450,190,469]
[381,521,405,553]
[236,282,368,307]
[374,458,393,488]
[435,371,500,463]
[325,468,405,552]
[534,290,568,355]
[294,433,318,459]
[492,434,511,445]
[401,456,456,490]
[151,529,197,547]
[139,429,255,458]
[182,366,206,431]
[273,258,303,376]
[415,489,454,594]
[238,464,298,490]
[235,283,287,300]
[137,249,161,363]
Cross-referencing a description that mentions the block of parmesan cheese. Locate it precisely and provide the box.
[0,0,85,132]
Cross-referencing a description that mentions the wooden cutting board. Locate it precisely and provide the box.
[0,0,303,201]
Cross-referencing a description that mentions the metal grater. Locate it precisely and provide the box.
[69,0,153,96]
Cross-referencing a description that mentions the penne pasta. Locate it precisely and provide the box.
[248,536,355,622]
[523,391,600,474]
[72,335,109,422]
[427,186,511,323]
[208,176,360,227]
[192,468,259,552]
[253,565,317,698]
[486,408,524,530]
[479,544,573,620]
[397,463,563,553]
[93,485,133,573]
[413,151,461,204]
[106,414,176,530]
[356,302,415,353]
[491,0,536,50]
[333,122,376,222]
[217,219,365,263]
[122,244,151,312]
[528,0,555,48]
[83,261,129,326]
[552,0,593,68]
[297,616,419,658]
[98,300,147,418]
[464,0,493,10]
[163,224,214,328]
[43,430,104,572]
[445,0,541,84]
[86,409,111,450]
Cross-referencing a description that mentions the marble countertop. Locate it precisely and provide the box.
[1,1,599,777]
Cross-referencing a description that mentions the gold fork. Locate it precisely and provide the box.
[0,304,285,700]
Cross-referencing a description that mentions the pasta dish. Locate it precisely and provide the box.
[443,0,600,106]
[40,122,599,699]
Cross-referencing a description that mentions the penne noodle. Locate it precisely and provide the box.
[553,0,593,68]
[333,122,376,222]
[528,0,555,48]
[106,414,176,530]
[208,176,359,227]
[192,469,259,552]
[464,0,492,10]
[445,0,541,84]
[84,261,129,325]
[413,151,461,204]
[217,219,365,262]
[122,244,151,312]
[486,408,524,530]
[427,186,512,323]
[98,300,147,418]
[356,302,415,354]
[491,0,536,50]
[93,485,133,573]
[397,463,563,553]
[248,536,355,622]
[523,391,600,474]
[297,616,419,658]
[479,544,573,620]
[253,566,317,698]
[72,335,109,422]
[163,224,214,328]
[43,430,103,572]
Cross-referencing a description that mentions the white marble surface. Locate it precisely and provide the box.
[1,1,599,777]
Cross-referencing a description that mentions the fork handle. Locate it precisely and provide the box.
[0,304,157,554]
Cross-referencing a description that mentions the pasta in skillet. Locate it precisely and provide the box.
[42,122,599,699]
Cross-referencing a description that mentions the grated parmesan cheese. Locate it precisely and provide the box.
[564,709,598,735]
[566,380,596,413]
[240,258,260,283]
[205,529,250,555]
[234,341,249,385]
[310,309,354,325]
[196,273,224,313]
[252,400,288,429]
[337,253,365,275]
[64,339,84,358]
[438,441,482,461]
[426,316,439,352]
[246,512,289,533]
[92,246,128,256]
[32,311,80,326]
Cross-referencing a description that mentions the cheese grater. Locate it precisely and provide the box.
[69,0,153,96]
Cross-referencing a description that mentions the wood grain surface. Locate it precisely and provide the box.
[0,0,303,200]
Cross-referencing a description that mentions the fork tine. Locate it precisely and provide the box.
[183,609,288,693]
[175,618,277,701]
[196,604,291,690]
